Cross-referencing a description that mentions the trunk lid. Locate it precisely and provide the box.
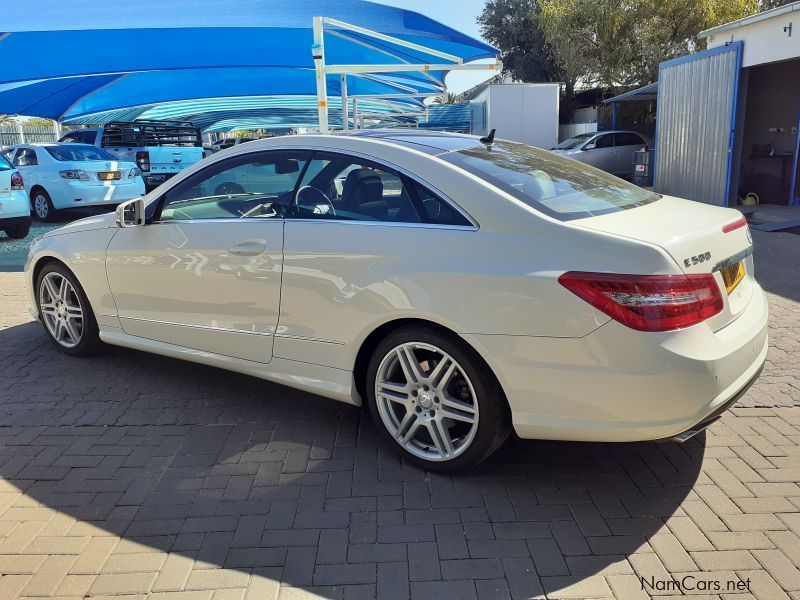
[0,170,11,197]
[575,195,754,331]
[144,147,204,175]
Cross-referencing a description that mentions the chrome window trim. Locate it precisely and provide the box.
[151,145,479,230]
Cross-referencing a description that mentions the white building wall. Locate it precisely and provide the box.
[483,84,559,149]
[704,4,800,67]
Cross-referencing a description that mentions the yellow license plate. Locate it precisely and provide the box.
[98,171,120,181]
[720,261,745,294]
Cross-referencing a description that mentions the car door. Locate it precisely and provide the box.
[105,150,310,364]
[613,132,648,177]
[276,151,475,369]
[579,133,616,173]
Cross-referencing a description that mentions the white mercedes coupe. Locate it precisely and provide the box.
[25,131,768,470]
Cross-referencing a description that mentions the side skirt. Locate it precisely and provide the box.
[99,328,360,406]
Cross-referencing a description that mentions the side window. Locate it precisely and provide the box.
[293,153,421,223]
[593,134,614,149]
[14,148,38,166]
[59,133,81,143]
[409,181,472,226]
[615,133,647,147]
[158,151,309,221]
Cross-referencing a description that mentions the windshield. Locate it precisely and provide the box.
[45,144,116,162]
[442,140,659,221]
[552,133,595,150]
[0,153,11,171]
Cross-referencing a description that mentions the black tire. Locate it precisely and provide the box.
[31,188,58,222]
[4,222,30,239]
[35,262,102,356]
[365,325,510,472]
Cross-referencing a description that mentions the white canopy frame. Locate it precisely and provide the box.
[312,16,500,133]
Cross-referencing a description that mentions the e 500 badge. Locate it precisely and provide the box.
[683,251,711,268]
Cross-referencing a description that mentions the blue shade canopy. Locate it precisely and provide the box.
[0,0,498,125]
[62,96,425,132]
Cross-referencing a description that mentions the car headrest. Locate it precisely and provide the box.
[341,168,383,209]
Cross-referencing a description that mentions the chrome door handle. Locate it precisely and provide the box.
[228,239,267,256]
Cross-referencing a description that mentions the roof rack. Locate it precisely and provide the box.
[102,119,202,147]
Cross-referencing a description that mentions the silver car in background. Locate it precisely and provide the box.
[551,130,651,178]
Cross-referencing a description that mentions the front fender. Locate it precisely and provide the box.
[25,229,120,327]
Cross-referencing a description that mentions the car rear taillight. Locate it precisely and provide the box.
[10,171,23,190]
[558,272,723,332]
[59,169,90,181]
[136,151,150,172]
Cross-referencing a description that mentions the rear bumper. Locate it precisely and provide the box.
[663,361,763,442]
[0,215,31,227]
[51,180,146,209]
[463,282,769,442]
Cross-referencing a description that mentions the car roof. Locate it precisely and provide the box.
[336,129,485,155]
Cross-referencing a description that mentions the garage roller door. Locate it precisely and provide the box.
[655,42,743,206]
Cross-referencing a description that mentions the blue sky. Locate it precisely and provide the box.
[377,0,496,94]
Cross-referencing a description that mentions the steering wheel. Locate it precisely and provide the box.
[296,185,336,217]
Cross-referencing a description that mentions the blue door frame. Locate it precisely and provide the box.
[654,41,743,206]
[790,111,800,206]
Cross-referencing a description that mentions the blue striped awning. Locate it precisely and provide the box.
[0,1,498,127]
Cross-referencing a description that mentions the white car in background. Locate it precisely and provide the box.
[0,143,145,222]
[551,130,650,178]
[0,152,30,238]
[24,131,767,470]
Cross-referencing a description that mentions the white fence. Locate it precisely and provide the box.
[558,122,598,142]
[0,124,62,148]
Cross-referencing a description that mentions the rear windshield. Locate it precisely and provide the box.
[45,145,116,162]
[441,140,659,221]
[0,153,11,171]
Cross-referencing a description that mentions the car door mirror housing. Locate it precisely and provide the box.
[116,197,146,228]
[583,143,596,151]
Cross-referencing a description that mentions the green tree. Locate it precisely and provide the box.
[539,0,760,91]
[433,92,458,104]
[24,117,55,127]
[477,0,578,118]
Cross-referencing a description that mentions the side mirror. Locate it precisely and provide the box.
[583,143,596,151]
[115,197,146,227]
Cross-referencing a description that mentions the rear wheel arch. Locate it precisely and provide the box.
[353,317,508,406]
[29,185,47,201]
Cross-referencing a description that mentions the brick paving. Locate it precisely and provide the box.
[0,230,798,599]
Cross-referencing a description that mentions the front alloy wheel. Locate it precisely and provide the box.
[39,272,84,348]
[367,326,510,471]
[36,263,101,356]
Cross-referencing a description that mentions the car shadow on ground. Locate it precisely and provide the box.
[0,321,704,597]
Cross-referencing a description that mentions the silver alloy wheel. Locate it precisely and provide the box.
[34,194,49,219]
[39,272,84,348]
[375,342,479,462]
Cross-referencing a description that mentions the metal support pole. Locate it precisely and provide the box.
[341,74,349,131]
[611,103,617,130]
[52,120,61,140]
[312,16,329,134]
[352,98,359,130]
[16,118,25,144]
